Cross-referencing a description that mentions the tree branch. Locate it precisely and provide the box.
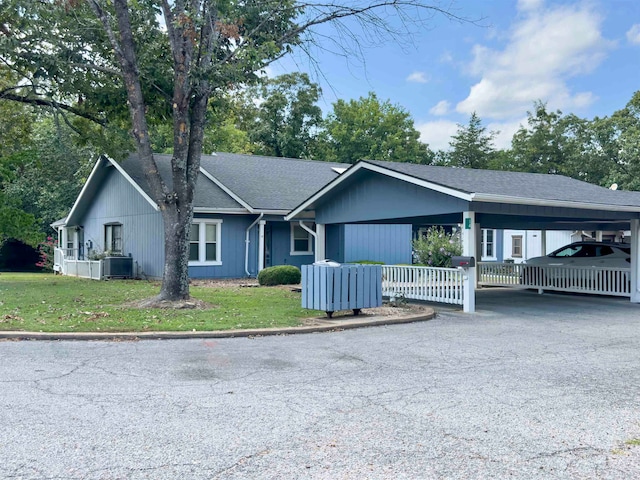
[0,90,107,126]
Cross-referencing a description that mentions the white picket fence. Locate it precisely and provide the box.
[478,262,631,297]
[382,265,464,305]
[53,248,102,280]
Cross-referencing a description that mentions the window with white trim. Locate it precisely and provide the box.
[290,223,313,255]
[512,235,523,258]
[104,223,123,254]
[188,220,222,265]
[481,229,497,260]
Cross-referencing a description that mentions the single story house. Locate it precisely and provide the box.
[54,153,412,279]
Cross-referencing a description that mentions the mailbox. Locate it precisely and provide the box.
[452,256,475,268]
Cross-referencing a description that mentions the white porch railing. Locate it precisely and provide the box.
[478,262,631,297]
[382,265,464,305]
[54,248,102,280]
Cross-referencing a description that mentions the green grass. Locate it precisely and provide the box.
[0,273,321,332]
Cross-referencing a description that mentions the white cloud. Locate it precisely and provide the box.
[517,0,543,12]
[457,3,612,119]
[627,24,640,45]
[429,100,451,116]
[406,71,429,83]
[416,120,459,151]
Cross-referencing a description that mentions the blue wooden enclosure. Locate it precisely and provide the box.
[301,264,383,316]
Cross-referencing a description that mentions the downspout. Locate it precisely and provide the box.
[298,221,320,262]
[245,213,264,277]
[298,220,317,240]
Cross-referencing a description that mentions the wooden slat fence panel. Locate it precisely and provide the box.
[381,265,464,306]
[478,262,631,297]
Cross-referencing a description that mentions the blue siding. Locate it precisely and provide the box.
[269,221,315,269]
[189,215,261,279]
[326,224,345,263]
[316,171,470,224]
[344,224,412,264]
[78,167,165,278]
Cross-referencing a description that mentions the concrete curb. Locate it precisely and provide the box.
[0,309,436,341]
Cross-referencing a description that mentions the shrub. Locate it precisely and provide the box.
[36,237,56,272]
[412,226,462,267]
[347,260,384,265]
[258,265,301,286]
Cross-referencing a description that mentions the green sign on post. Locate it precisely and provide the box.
[464,218,471,229]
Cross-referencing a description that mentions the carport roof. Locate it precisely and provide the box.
[286,160,640,220]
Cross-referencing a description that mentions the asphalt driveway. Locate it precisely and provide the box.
[1,289,640,479]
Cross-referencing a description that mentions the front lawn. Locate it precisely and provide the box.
[0,273,319,332]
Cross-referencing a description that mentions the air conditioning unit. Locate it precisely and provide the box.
[103,256,133,279]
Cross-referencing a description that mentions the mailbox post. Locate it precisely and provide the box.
[452,255,476,313]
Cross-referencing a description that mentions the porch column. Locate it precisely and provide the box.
[258,220,266,272]
[462,211,476,313]
[315,223,326,262]
[541,230,547,255]
[474,222,482,288]
[630,219,640,303]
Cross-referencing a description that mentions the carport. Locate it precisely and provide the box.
[286,160,640,312]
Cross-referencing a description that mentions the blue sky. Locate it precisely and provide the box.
[268,0,640,150]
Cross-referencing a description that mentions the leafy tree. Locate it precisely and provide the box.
[2,117,95,234]
[0,192,42,247]
[510,102,568,175]
[445,112,497,169]
[1,1,470,302]
[600,91,640,190]
[247,72,322,159]
[321,92,434,164]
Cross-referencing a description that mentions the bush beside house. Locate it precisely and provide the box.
[412,226,462,268]
[258,265,301,286]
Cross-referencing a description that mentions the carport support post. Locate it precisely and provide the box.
[630,219,640,303]
[462,211,476,313]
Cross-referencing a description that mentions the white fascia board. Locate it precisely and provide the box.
[65,156,107,224]
[193,207,250,214]
[254,209,290,215]
[473,193,640,213]
[199,167,255,213]
[285,161,472,220]
[106,155,159,211]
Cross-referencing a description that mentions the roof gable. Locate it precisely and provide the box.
[66,156,159,225]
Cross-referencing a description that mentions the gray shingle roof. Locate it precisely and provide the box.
[120,153,349,211]
[366,160,640,208]
[121,154,242,210]
[199,153,348,210]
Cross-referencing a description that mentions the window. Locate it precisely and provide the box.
[188,220,222,265]
[291,223,313,255]
[512,235,523,258]
[104,223,123,254]
[481,229,496,260]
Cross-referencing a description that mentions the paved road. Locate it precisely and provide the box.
[2,289,640,479]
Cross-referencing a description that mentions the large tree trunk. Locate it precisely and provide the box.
[158,204,193,301]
